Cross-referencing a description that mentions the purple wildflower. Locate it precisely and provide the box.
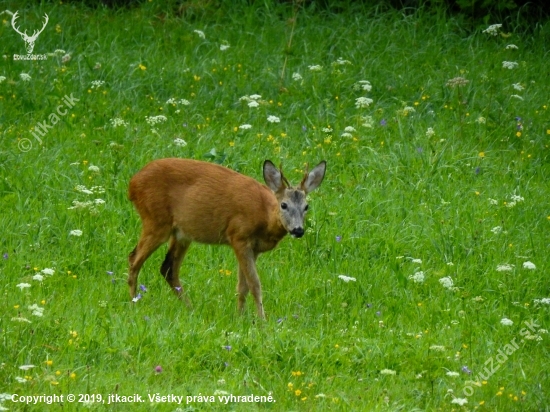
[302,125,307,132]
[107,271,113,275]
[2,253,8,259]
[223,345,232,351]
[380,119,387,126]
[376,311,381,316]
[154,365,162,373]
[461,365,471,374]
[139,284,147,292]
[335,235,342,242]
[174,286,182,292]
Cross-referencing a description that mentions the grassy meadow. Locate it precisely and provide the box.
[1,1,549,410]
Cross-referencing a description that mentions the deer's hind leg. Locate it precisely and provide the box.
[160,234,192,308]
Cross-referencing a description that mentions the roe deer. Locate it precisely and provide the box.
[128,158,326,318]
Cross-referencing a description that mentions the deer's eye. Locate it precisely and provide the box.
[304,204,309,212]
[281,202,288,210]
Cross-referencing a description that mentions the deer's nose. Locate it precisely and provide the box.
[290,227,304,238]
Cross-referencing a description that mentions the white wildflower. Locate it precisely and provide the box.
[333,57,351,65]
[145,115,167,126]
[409,271,425,283]
[110,117,128,127]
[41,268,55,276]
[15,376,27,383]
[32,274,44,282]
[482,24,502,36]
[248,100,259,108]
[267,115,280,123]
[500,317,513,326]
[292,72,302,81]
[16,283,31,290]
[239,124,252,130]
[178,99,190,105]
[308,65,323,72]
[173,138,187,147]
[439,276,454,289]
[380,369,396,375]
[446,371,460,377]
[354,80,372,92]
[496,264,514,272]
[402,106,415,115]
[322,127,332,133]
[476,116,487,124]
[488,198,498,205]
[91,80,105,89]
[533,298,550,306]
[94,198,105,205]
[70,229,83,236]
[426,127,435,138]
[491,226,502,234]
[523,261,536,270]
[88,165,100,173]
[451,398,468,406]
[194,29,205,39]
[219,44,230,51]
[355,97,373,108]
[19,365,35,371]
[249,94,261,100]
[338,275,356,283]
[20,73,31,81]
[29,304,44,317]
[502,61,518,69]
[506,44,518,50]
[510,194,524,203]
[361,115,374,128]
[344,126,356,132]
[341,132,352,138]
[0,76,6,83]
[511,94,524,100]
[429,345,445,351]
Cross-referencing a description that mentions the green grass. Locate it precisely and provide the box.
[1,1,549,410]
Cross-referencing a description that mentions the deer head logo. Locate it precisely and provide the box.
[11,11,49,54]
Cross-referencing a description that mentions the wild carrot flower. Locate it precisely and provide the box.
[439,277,453,289]
[70,229,83,236]
[502,61,518,69]
[292,72,302,81]
[338,275,356,282]
[355,97,373,108]
[523,261,536,270]
[500,318,513,326]
[174,138,187,147]
[267,115,280,123]
[482,24,502,36]
[193,29,205,39]
[20,73,31,81]
[409,271,425,283]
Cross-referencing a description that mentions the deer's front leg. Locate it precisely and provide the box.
[232,242,264,319]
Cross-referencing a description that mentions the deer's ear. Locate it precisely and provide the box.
[300,161,326,193]
[263,160,285,192]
